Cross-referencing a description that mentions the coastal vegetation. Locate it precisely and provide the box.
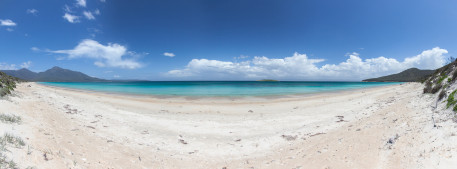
[0,114,22,124]
[423,58,457,113]
[0,72,26,168]
[446,90,457,111]
[0,133,25,169]
[0,116,25,168]
[0,133,25,148]
[0,71,20,97]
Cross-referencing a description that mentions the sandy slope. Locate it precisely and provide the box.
[0,82,456,168]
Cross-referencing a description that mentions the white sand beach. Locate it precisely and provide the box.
[1,82,457,168]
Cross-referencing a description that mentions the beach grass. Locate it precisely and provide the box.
[0,133,25,148]
[0,133,25,169]
[0,114,21,124]
[0,153,17,169]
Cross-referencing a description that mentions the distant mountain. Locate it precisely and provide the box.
[1,66,106,82]
[2,68,38,80]
[363,68,435,82]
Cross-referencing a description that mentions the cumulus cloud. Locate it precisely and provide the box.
[0,61,32,70]
[51,39,142,69]
[163,52,175,57]
[30,47,40,51]
[166,47,448,81]
[20,61,32,69]
[0,19,16,26]
[63,13,80,23]
[26,9,38,15]
[83,11,95,20]
[76,0,86,7]
[0,63,17,70]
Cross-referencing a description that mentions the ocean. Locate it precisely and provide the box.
[40,81,401,97]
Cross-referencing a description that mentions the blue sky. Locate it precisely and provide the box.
[0,0,456,80]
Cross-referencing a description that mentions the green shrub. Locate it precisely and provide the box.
[0,72,18,97]
[438,75,448,84]
[447,90,457,108]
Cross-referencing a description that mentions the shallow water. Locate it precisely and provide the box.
[41,81,401,97]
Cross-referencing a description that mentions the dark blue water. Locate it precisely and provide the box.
[40,81,401,97]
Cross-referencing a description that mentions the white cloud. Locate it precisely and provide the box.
[56,56,66,61]
[234,55,249,60]
[64,5,72,13]
[51,39,142,69]
[30,47,40,51]
[87,28,101,33]
[128,51,149,58]
[100,0,106,2]
[76,0,86,7]
[166,47,448,81]
[0,19,16,26]
[164,52,175,57]
[0,63,17,70]
[6,28,13,32]
[83,11,95,20]
[20,61,32,69]
[94,9,100,15]
[63,13,80,23]
[87,28,101,37]
[26,9,38,15]
[0,61,32,70]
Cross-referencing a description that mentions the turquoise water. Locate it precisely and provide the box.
[40,81,401,97]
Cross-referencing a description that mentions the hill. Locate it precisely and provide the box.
[1,66,105,82]
[362,68,434,82]
[2,68,38,80]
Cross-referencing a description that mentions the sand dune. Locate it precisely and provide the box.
[1,82,456,168]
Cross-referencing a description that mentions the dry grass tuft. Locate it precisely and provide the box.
[0,133,25,148]
[0,114,21,124]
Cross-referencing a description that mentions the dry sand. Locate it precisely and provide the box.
[1,82,457,168]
